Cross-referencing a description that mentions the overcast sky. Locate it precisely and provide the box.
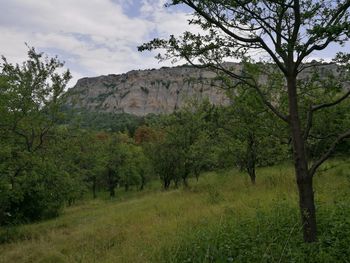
[1,0,349,88]
[0,0,196,87]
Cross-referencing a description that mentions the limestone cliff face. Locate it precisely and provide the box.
[64,65,233,116]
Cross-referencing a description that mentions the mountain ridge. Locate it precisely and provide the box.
[64,64,234,116]
[63,62,345,117]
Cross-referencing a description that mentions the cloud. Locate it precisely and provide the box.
[0,0,194,87]
[3,0,347,89]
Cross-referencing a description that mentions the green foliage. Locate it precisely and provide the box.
[91,132,153,196]
[3,165,70,224]
[146,100,219,188]
[216,86,289,182]
[110,138,146,191]
[0,47,75,225]
[59,107,143,135]
[160,198,350,263]
[61,129,106,199]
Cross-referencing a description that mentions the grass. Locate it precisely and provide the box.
[0,160,349,263]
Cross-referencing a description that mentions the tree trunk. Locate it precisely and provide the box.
[195,170,200,182]
[174,178,179,189]
[92,179,97,199]
[163,178,171,190]
[162,174,171,190]
[297,175,317,242]
[247,166,256,185]
[182,176,189,188]
[287,75,317,242]
[109,186,115,197]
[246,134,256,185]
[139,175,145,191]
[107,168,116,197]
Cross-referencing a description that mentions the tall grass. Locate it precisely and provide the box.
[0,160,349,263]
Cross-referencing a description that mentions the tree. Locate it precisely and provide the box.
[101,133,122,197]
[133,146,152,191]
[134,125,159,190]
[139,0,350,242]
[118,143,143,192]
[217,87,288,184]
[98,132,148,196]
[42,126,88,205]
[0,47,72,224]
[146,101,218,189]
[147,136,181,189]
[68,131,106,199]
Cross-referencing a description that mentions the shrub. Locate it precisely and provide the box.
[1,163,74,225]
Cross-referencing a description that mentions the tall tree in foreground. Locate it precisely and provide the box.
[0,47,72,224]
[139,0,350,242]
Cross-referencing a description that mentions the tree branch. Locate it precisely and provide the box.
[297,1,350,64]
[185,0,261,43]
[303,105,313,140]
[183,0,288,75]
[213,64,290,123]
[309,129,350,176]
[303,89,349,140]
[312,89,350,112]
[251,83,290,123]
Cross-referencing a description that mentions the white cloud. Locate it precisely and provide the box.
[140,0,201,37]
[2,0,348,89]
[0,0,195,88]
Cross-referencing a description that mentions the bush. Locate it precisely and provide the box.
[0,163,76,226]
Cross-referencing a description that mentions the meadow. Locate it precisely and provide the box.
[0,160,349,263]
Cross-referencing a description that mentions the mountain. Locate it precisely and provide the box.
[64,65,233,116]
[63,63,346,117]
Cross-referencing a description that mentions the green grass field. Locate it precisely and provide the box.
[0,160,349,263]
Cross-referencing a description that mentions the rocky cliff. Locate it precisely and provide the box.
[64,65,233,116]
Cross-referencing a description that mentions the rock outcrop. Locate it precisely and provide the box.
[64,65,233,116]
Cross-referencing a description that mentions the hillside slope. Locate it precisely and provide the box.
[0,161,349,263]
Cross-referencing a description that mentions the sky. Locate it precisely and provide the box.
[0,0,196,87]
[1,0,349,88]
